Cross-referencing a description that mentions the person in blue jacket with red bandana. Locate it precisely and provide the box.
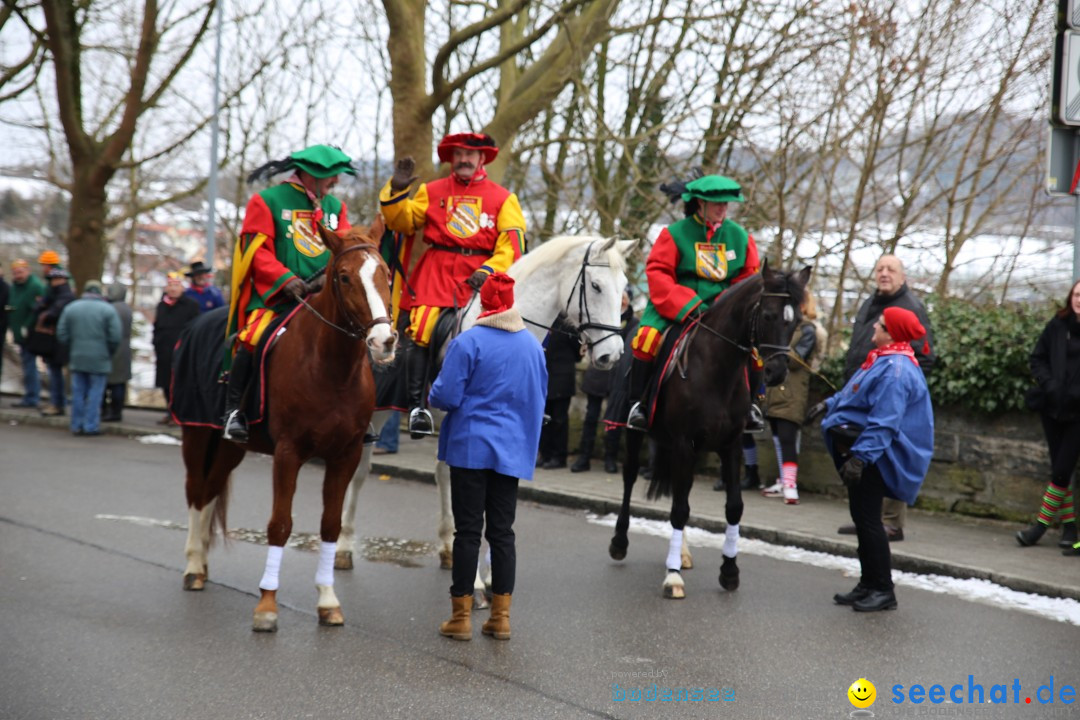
[821,306,933,613]
[428,273,546,643]
[626,174,760,431]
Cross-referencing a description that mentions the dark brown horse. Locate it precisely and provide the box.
[608,263,810,598]
[179,218,397,631]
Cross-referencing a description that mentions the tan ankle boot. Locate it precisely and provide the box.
[439,595,473,641]
[482,593,511,640]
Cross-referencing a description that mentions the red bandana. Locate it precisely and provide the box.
[861,341,918,370]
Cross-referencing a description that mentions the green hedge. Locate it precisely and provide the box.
[816,296,1054,415]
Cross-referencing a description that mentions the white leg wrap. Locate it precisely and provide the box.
[723,524,740,558]
[316,541,336,587]
[666,528,684,571]
[259,545,284,591]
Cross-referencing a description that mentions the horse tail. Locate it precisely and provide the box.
[645,451,672,500]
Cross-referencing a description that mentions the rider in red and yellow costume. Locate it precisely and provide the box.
[380,132,527,437]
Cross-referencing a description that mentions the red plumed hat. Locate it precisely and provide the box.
[437,132,499,165]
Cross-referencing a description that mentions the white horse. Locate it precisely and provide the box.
[336,235,636,603]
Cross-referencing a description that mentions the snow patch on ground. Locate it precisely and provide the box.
[587,513,1080,627]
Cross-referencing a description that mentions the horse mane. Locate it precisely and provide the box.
[510,235,626,281]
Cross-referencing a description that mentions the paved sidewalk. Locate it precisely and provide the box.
[4,401,1078,602]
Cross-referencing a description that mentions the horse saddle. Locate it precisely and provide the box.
[170,305,298,428]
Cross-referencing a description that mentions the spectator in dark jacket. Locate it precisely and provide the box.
[153,273,201,425]
[837,255,936,542]
[183,261,225,313]
[102,283,133,422]
[57,280,121,436]
[571,289,637,474]
[536,314,579,470]
[8,260,46,408]
[30,268,76,416]
[1019,278,1080,553]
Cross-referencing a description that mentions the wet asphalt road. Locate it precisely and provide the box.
[2,423,1078,720]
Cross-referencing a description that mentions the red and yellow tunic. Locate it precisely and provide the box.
[632,215,759,360]
[379,171,526,311]
[228,182,350,349]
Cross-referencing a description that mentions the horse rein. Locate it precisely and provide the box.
[297,243,393,340]
[691,289,796,363]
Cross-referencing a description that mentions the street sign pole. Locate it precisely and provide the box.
[205,0,224,270]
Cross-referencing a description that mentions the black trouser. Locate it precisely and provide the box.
[577,393,604,457]
[449,466,519,597]
[769,417,800,464]
[538,396,571,463]
[847,462,893,592]
[1041,414,1080,489]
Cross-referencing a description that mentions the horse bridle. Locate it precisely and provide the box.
[693,288,795,364]
[297,243,393,340]
[520,240,623,350]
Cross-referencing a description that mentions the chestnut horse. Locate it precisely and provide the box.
[180,218,398,632]
[608,263,810,598]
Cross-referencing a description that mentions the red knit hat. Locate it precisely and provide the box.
[437,132,499,165]
[882,307,928,351]
[479,273,515,318]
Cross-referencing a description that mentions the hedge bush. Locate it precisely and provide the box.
[815,295,1054,415]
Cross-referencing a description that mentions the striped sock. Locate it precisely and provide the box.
[743,443,758,467]
[1037,484,1067,526]
[772,435,784,469]
[781,462,798,489]
[1060,489,1075,524]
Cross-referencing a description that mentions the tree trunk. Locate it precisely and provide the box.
[66,165,113,290]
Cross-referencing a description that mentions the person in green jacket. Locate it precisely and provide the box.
[7,259,46,408]
[57,280,121,436]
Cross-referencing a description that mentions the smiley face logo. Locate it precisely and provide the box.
[847,678,876,708]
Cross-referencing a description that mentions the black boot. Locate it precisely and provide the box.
[223,347,253,442]
[745,403,766,433]
[1060,522,1078,548]
[626,357,652,432]
[741,463,760,491]
[571,423,596,473]
[404,339,433,439]
[1015,522,1047,547]
[602,432,619,474]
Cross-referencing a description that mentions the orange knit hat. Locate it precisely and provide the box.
[38,250,61,265]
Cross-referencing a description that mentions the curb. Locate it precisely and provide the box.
[6,408,1075,602]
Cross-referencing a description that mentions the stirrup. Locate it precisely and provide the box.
[362,423,379,446]
[408,407,434,438]
[745,403,766,433]
[626,402,648,432]
[222,409,249,443]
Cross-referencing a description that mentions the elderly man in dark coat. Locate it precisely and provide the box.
[153,273,200,425]
[57,280,121,436]
[102,284,133,422]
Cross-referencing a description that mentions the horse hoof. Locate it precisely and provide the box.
[681,554,693,570]
[719,557,740,591]
[334,551,353,571]
[438,548,453,570]
[183,573,206,591]
[253,611,279,632]
[663,583,686,599]
[318,607,345,626]
[609,538,628,561]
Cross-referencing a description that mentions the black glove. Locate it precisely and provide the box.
[282,277,308,302]
[390,157,418,192]
[804,401,828,425]
[839,457,865,487]
[306,273,326,293]
[466,270,488,291]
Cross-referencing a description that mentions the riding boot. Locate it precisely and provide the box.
[404,339,433,439]
[626,357,653,432]
[223,347,253,443]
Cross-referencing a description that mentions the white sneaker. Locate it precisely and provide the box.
[761,481,783,498]
[783,484,800,505]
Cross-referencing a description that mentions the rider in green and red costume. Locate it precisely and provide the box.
[223,144,355,442]
[626,174,761,431]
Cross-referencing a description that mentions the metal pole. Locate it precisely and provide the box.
[205,0,224,268]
